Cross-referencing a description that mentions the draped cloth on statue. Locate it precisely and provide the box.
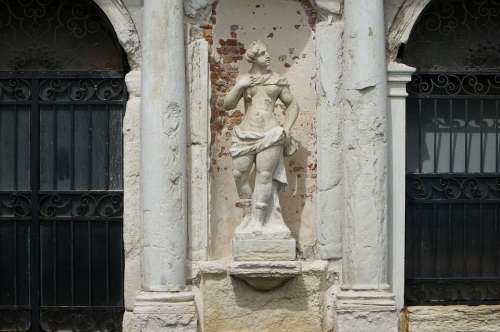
[230,125,288,190]
[230,126,292,239]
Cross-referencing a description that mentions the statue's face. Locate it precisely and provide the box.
[254,48,271,69]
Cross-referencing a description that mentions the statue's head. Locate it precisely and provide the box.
[245,40,271,70]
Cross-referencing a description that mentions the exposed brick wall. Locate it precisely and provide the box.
[201,1,247,145]
[202,0,317,144]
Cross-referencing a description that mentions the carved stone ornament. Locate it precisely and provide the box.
[223,40,300,261]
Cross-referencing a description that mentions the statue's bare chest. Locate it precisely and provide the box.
[247,84,281,101]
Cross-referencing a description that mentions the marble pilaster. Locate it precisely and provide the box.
[387,62,415,310]
[315,2,344,260]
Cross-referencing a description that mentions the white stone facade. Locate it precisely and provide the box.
[84,0,500,331]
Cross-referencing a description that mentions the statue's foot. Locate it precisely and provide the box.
[245,219,263,236]
[262,218,291,239]
[235,218,264,239]
[235,213,251,234]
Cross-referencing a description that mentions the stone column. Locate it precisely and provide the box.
[141,0,187,292]
[129,0,197,331]
[336,0,398,330]
[387,62,415,310]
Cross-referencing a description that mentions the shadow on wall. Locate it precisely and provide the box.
[280,139,310,257]
[231,276,308,311]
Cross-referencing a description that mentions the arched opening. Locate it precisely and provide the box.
[401,0,500,306]
[0,1,128,330]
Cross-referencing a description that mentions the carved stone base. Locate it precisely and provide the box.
[232,239,296,261]
[335,290,398,332]
[229,261,301,291]
[126,292,197,332]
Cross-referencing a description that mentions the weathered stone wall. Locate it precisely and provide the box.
[198,261,331,332]
[207,0,319,260]
[403,306,500,332]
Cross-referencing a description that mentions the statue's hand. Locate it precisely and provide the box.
[283,127,291,138]
[236,75,255,89]
[283,127,298,156]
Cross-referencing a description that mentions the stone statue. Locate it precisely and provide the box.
[223,40,300,246]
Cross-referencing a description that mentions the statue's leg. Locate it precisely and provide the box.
[254,145,283,225]
[232,154,254,200]
[232,154,255,230]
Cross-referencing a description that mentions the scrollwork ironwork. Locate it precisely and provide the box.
[408,73,500,96]
[406,279,500,305]
[403,0,500,71]
[407,175,500,201]
[0,192,32,218]
[39,191,123,219]
[0,79,32,102]
[0,0,124,71]
[39,78,126,102]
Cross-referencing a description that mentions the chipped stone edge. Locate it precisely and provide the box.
[196,260,328,276]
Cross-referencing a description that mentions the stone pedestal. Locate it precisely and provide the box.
[198,261,327,331]
[129,292,197,332]
[232,239,296,261]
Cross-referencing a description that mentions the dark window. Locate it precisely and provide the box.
[0,0,125,71]
[403,0,500,305]
[0,1,126,331]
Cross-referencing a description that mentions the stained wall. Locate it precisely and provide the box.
[207,0,319,260]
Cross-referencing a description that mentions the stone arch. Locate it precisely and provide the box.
[92,0,141,70]
[387,0,431,61]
